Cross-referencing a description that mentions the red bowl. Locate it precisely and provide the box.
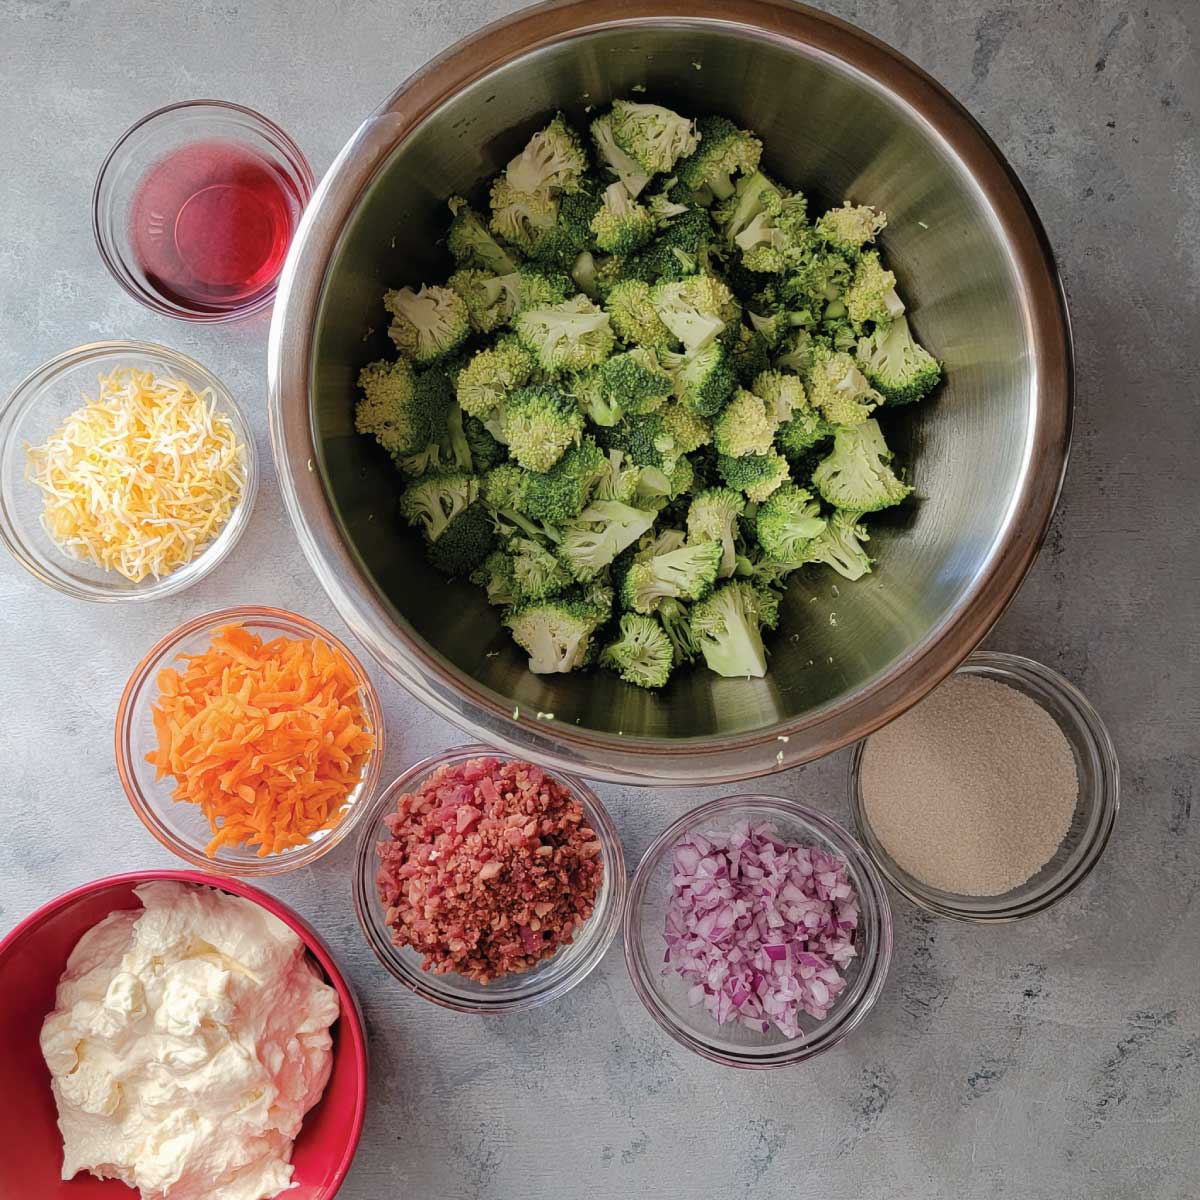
[0,870,368,1198]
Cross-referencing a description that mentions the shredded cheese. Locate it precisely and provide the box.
[25,368,246,582]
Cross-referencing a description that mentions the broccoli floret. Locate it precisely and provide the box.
[605,279,675,351]
[686,487,746,578]
[514,295,615,373]
[509,535,573,601]
[512,263,574,313]
[856,314,943,405]
[644,181,691,225]
[804,510,872,580]
[600,613,673,688]
[675,116,763,201]
[754,484,826,562]
[593,448,641,503]
[749,368,808,423]
[571,250,601,298]
[660,341,737,417]
[655,401,709,455]
[629,208,713,282]
[398,471,479,542]
[447,196,519,275]
[463,415,507,471]
[609,99,699,175]
[634,454,694,509]
[504,113,588,196]
[811,419,911,512]
[591,348,673,423]
[504,597,603,674]
[735,194,811,273]
[806,345,884,426]
[426,502,496,576]
[591,182,655,254]
[774,328,820,375]
[712,388,775,457]
[456,338,535,424]
[713,171,784,245]
[690,579,769,678]
[481,462,529,513]
[488,178,559,253]
[523,436,607,523]
[590,112,652,197]
[528,187,602,269]
[729,325,772,385]
[775,407,832,460]
[596,410,679,472]
[557,500,657,581]
[448,268,518,333]
[718,450,790,502]
[384,285,470,364]
[471,547,517,606]
[355,358,426,457]
[656,596,700,664]
[620,539,723,612]
[815,202,887,259]
[845,250,905,327]
[499,385,584,472]
[650,274,737,351]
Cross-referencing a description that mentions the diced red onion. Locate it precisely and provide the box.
[662,820,859,1039]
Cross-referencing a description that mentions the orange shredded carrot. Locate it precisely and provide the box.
[146,623,376,857]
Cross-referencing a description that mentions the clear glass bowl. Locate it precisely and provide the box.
[93,99,314,321]
[848,651,1120,921]
[116,606,384,876]
[624,795,893,1069]
[354,746,626,1014]
[0,341,257,602]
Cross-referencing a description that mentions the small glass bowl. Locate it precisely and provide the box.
[624,795,893,1069]
[0,341,257,602]
[848,651,1120,922]
[93,99,314,321]
[116,606,384,876]
[354,746,626,1014]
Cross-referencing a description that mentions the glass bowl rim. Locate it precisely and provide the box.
[623,792,894,1069]
[352,743,627,1014]
[115,604,385,876]
[0,339,258,602]
[92,97,316,323]
[847,649,1120,922]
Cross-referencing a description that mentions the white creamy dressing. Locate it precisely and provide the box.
[39,881,339,1200]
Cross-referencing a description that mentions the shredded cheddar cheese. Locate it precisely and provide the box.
[25,368,246,582]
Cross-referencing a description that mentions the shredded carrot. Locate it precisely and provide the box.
[146,623,376,857]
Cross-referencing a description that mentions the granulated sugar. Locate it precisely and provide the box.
[860,674,1078,896]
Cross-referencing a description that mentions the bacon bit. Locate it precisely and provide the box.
[146,622,375,856]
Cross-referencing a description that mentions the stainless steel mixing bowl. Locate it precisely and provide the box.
[268,0,1072,785]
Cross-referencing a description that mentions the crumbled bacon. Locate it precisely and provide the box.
[376,757,603,982]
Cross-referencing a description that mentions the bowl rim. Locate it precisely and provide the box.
[352,743,627,1013]
[846,649,1120,921]
[0,868,368,1200]
[268,0,1074,785]
[115,605,385,875]
[0,339,259,602]
[93,98,316,323]
[622,792,893,1069]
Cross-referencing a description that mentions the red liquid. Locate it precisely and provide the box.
[129,140,297,310]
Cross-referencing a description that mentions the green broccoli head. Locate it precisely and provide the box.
[527,186,603,269]
[804,509,873,580]
[508,535,573,601]
[355,358,425,457]
[514,295,615,373]
[717,449,790,502]
[600,613,674,689]
[384,285,470,364]
[609,99,699,175]
[713,171,784,245]
[593,448,641,504]
[557,500,657,582]
[690,579,769,678]
[398,471,479,542]
[856,314,943,405]
[660,341,737,417]
[811,419,912,512]
[674,115,763,201]
[488,177,559,253]
[499,385,584,472]
[590,112,653,198]
[729,325,772,385]
[522,436,607,523]
[504,597,604,674]
[605,280,675,351]
[447,196,519,275]
[649,274,737,351]
[750,369,808,423]
[619,539,723,613]
[713,388,776,458]
[448,269,518,333]
[596,347,673,416]
[481,463,532,519]
[806,344,884,426]
[455,338,534,423]
[754,484,826,562]
[426,503,496,576]
[734,194,811,273]
[686,486,746,578]
[463,415,507,472]
[815,201,887,259]
[845,250,905,327]
[591,182,656,254]
[512,263,574,313]
[657,400,712,455]
[629,207,714,282]
[470,547,517,606]
[504,113,588,196]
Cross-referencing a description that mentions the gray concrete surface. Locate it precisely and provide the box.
[1,1,1197,1197]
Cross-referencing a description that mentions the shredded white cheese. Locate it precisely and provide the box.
[25,368,246,582]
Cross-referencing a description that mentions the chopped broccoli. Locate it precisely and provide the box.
[355,358,426,457]
[815,201,887,259]
[463,415,507,471]
[713,388,775,458]
[447,196,518,275]
[427,503,496,576]
[650,274,737,351]
[499,385,584,472]
[754,484,826,562]
[591,182,655,254]
[690,579,769,678]
[609,100,699,175]
[811,420,912,512]
[686,487,746,578]
[504,113,588,196]
[728,325,772,385]
[749,368,807,423]
[456,338,535,424]
[605,279,675,351]
[845,250,905,327]
[398,471,478,542]
[514,295,615,372]
[660,341,737,417]
[488,177,559,253]
[856,314,942,405]
[629,207,713,282]
[523,437,607,523]
[734,193,811,273]
[509,535,573,601]
[713,171,784,245]
[600,613,674,688]
[591,112,653,197]
[557,500,657,581]
[806,344,884,426]
[620,539,722,612]
[527,187,602,269]
[658,401,711,454]
[448,268,518,333]
[593,448,641,503]
[718,449,790,502]
[675,116,763,201]
[591,348,673,422]
[804,510,873,579]
[505,597,604,673]
[481,462,530,513]
[384,285,470,364]
[471,548,517,606]
[657,596,700,663]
